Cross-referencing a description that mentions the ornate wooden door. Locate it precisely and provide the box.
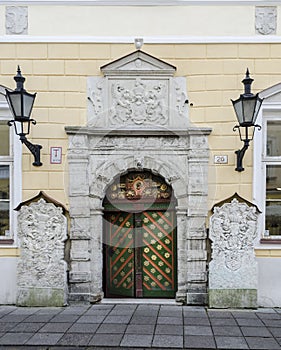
[103,171,177,298]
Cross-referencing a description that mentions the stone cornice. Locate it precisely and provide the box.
[64,126,212,136]
[2,0,280,5]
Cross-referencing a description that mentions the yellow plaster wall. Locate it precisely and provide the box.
[0,42,280,209]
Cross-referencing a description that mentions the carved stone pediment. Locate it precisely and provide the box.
[101,50,176,77]
[88,50,189,129]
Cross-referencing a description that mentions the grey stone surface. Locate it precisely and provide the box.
[0,304,281,349]
[209,318,237,326]
[184,335,216,349]
[67,322,99,333]
[152,334,183,348]
[89,333,123,346]
[96,323,127,333]
[235,318,265,327]
[212,326,243,336]
[241,326,272,337]
[157,316,183,325]
[120,334,153,347]
[76,315,106,323]
[0,332,33,345]
[215,336,249,349]
[130,316,157,324]
[184,317,210,325]
[155,324,183,335]
[26,332,64,345]
[9,322,45,332]
[245,336,281,349]
[39,322,72,333]
[57,333,92,346]
[184,325,213,335]
[126,324,155,334]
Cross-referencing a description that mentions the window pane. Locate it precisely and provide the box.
[266,121,281,157]
[0,165,9,236]
[266,165,281,235]
[0,202,9,236]
[0,121,10,156]
[0,165,9,199]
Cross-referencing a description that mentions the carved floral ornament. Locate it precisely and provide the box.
[210,199,258,271]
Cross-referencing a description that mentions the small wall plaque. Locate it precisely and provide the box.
[50,147,62,164]
[214,155,228,164]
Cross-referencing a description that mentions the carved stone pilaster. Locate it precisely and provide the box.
[6,6,28,35]
[209,198,259,308]
[17,199,67,306]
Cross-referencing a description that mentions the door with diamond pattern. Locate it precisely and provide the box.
[104,208,177,298]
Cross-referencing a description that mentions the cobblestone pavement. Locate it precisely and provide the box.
[0,303,281,349]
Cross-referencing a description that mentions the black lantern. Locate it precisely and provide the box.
[5,67,42,166]
[232,69,263,172]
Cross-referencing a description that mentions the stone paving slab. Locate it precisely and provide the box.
[0,304,281,349]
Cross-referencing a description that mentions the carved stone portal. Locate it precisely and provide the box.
[17,199,67,306]
[209,198,259,308]
[66,50,211,304]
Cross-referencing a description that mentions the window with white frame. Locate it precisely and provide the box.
[264,119,281,237]
[0,87,21,242]
[254,84,281,240]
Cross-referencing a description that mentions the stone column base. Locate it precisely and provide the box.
[186,292,208,305]
[209,289,257,308]
[17,287,66,307]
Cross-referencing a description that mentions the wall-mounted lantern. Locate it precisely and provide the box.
[5,67,42,166]
[232,69,263,172]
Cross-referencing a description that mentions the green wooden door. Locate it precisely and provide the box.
[104,210,176,298]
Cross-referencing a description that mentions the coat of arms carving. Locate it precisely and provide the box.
[110,78,168,125]
[255,6,277,35]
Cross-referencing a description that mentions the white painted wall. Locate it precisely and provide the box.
[257,257,281,307]
[0,257,17,304]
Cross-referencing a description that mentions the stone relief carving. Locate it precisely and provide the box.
[209,198,258,289]
[6,6,28,35]
[255,6,277,35]
[17,199,67,290]
[87,77,105,127]
[110,78,168,125]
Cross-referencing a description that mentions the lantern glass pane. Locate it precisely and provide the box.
[7,93,22,120]
[242,98,256,125]
[233,100,243,124]
[22,93,35,119]
[253,96,263,124]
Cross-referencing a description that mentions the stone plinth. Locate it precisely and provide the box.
[209,198,259,308]
[17,198,67,306]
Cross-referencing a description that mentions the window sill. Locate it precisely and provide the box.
[260,238,281,244]
[0,239,14,245]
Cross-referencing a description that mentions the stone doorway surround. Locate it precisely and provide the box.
[65,50,211,304]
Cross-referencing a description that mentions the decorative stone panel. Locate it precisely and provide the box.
[66,50,211,304]
[255,6,277,35]
[17,198,67,306]
[209,198,259,308]
[6,6,28,35]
